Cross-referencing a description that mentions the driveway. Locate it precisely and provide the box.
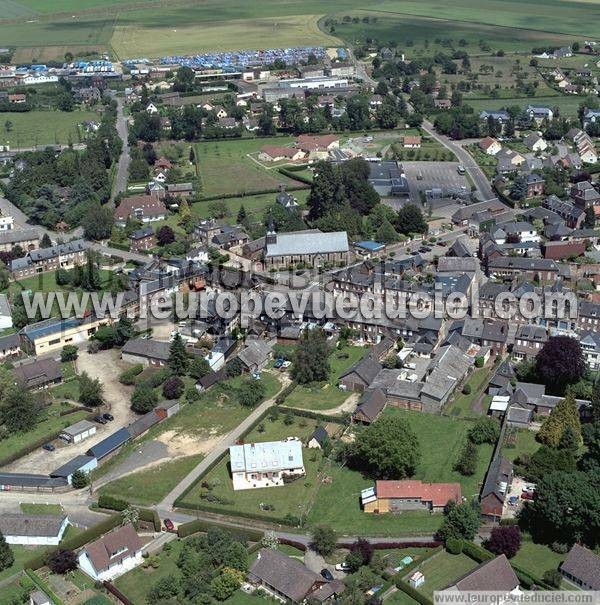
[2,349,136,475]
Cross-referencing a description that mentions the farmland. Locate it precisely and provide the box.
[0,110,98,148]
[1,0,598,61]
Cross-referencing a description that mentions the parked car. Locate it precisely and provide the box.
[273,358,284,369]
[335,562,351,572]
[42,443,55,452]
[321,569,334,581]
[521,490,535,501]
[94,415,108,425]
[457,165,466,174]
[164,518,175,532]
[102,413,114,421]
[282,361,292,368]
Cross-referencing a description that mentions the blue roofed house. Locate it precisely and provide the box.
[354,240,386,258]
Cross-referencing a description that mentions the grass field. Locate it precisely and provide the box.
[195,137,300,198]
[283,345,367,411]
[191,189,309,221]
[444,366,493,419]
[1,110,98,148]
[409,550,478,597]
[502,427,539,463]
[20,503,63,515]
[464,95,584,118]
[307,461,445,535]
[182,414,323,523]
[381,408,494,497]
[98,453,203,505]
[0,402,89,465]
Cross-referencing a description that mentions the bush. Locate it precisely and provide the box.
[446,538,463,554]
[543,569,563,588]
[162,376,185,399]
[98,494,128,511]
[468,416,501,445]
[475,357,484,368]
[60,345,78,362]
[71,470,89,489]
[47,549,77,574]
[140,367,172,389]
[462,384,472,395]
[119,364,144,385]
[551,541,570,554]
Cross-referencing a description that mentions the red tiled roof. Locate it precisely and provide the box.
[479,136,499,151]
[375,480,461,507]
[295,134,339,152]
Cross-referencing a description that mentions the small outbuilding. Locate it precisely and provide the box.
[60,420,97,444]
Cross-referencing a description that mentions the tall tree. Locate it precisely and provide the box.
[535,336,586,392]
[168,333,188,375]
[0,532,13,571]
[438,500,481,541]
[538,394,582,448]
[291,328,330,384]
[347,415,421,479]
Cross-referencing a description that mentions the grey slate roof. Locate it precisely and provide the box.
[0,513,67,538]
[560,544,600,590]
[444,555,519,592]
[249,548,322,602]
[266,230,348,257]
[0,472,67,489]
[61,419,96,438]
[29,239,86,262]
[87,427,130,460]
[12,358,62,388]
[340,355,382,386]
[354,388,387,422]
[121,337,170,361]
[0,228,39,245]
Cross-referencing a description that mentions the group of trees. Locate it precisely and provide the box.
[146,527,249,602]
[0,366,41,436]
[291,328,331,384]
[5,98,121,231]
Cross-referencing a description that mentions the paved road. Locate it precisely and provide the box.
[112,95,130,201]
[158,376,290,510]
[420,118,495,200]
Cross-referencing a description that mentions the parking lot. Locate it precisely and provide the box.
[503,475,536,519]
[385,161,471,207]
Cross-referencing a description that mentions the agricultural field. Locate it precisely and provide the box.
[0,110,98,148]
[195,137,302,198]
[464,94,584,118]
[111,15,337,58]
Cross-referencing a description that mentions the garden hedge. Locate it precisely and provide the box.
[138,507,161,532]
[395,580,433,605]
[25,569,63,605]
[98,494,128,511]
[176,518,264,542]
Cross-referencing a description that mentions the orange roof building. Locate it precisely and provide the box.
[362,480,461,513]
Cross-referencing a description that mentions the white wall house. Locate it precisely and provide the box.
[0,514,69,546]
[78,523,143,582]
[0,214,14,231]
[229,440,305,490]
[0,294,12,331]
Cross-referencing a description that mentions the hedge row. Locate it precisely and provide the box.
[277,168,312,185]
[511,561,554,590]
[194,183,309,203]
[282,406,348,426]
[395,579,433,605]
[24,515,122,570]
[461,540,495,563]
[138,507,161,532]
[174,500,301,527]
[176,518,264,542]
[98,494,128,511]
[275,381,297,404]
[280,537,307,551]
[119,363,144,385]
[25,569,63,605]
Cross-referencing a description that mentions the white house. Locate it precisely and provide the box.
[479,137,502,156]
[524,132,548,152]
[229,440,305,490]
[0,213,14,231]
[78,523,143,582]
[186,246,209,263]
[145,102,158,114]
[0,514,69,546]
[204,351,225,372]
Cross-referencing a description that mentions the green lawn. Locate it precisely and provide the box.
[20,503,64,515]
[0,577,32,605]
[224,590,282,605]
[191,189,309,221]
[0,402,89,465]
[1,110,98,148]
[409,551,478,597]
[181,414,323,523]
[114,538,185,604]
[382,408,494,498]
[386,589,420,605]
[98,454,204,505]
[511,538,566,581]
[307,461,444,535]
[464,95,584,118]
[444,366,493,418]
[195,137,301,197]
[283,345,367,411]
[502,428,539,463]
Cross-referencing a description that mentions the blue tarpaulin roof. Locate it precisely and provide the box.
[355,240,385,251]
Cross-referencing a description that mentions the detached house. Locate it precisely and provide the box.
[78,523,143,582]
[114,195,166,227]
[526,105,553,124]
[523,132,547,152]
[229,440,305,490]
[479,137,501,156]
[560,544,600,590]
